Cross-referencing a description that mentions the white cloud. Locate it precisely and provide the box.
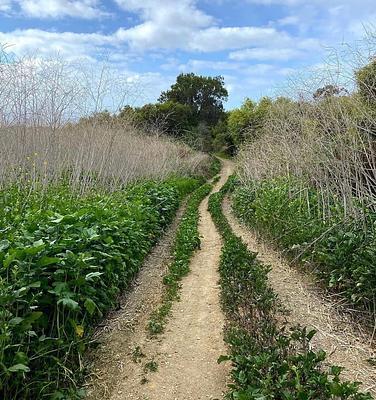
[114,0,287,52]
[1,0,108,19]
[0,0,319,59]
[245,0,301,5]
[178,59,243,72]
[115,0,213,51]
[228,35,321,62]
[178,59,296,83]
[277,15,300,26]
[117,23,285,53]
[229,47,302,61]
[115,0,213,27]
[2,0,371,110]
[0,0,12,11]
[0,28,115,58]
[190,26,285,52]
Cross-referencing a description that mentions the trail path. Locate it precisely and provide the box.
[223,197,376,396]
[84,200,188,399]
[85,158,375,400]
[85,161,233,400]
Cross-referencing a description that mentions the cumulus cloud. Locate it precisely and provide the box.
[115,0,212,51]
[1,0,108,19]
[0,24,288,58]
[277,15,300,26]
[245,0,301,5]
[228,35,321,64]
[0,28,114,58]
[115,0,213,27]
[0,0,321,58]
[178,59,243,72]
[1,0,373,108]
[114,0,287,52]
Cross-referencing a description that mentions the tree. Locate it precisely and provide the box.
[118,102,194,137]
[159,73,228,126]
[227,97,272,149]
[79,110,113,125]
[356,59,376,106]
[211,114,235,154]
[227,98,255,147]
[156,101,195,136]
[313,84,348,100]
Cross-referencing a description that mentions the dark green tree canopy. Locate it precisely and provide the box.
[159,73,228,126]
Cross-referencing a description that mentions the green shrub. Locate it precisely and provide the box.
[208,157,221,178]
[232,178,376,314]
[0,177,200,399]
[208,178,372,400]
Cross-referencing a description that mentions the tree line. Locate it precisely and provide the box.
[82,58,376,155]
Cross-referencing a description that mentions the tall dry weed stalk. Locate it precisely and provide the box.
[238,32,376,220]
[0,52,208,193]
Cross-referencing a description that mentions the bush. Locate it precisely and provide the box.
[208,177,372,400]
[0,177,200,398]
[356,59,376,107]
[232,178,376,315]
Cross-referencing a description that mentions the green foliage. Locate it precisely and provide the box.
[159,73,228,127]
[117,73,229,152]
[183,122,213,152]
[119,101,194,138]
[208,178,372,400]
[208,157,221,178]
[227,97,272,152]
[0,177,200,398]
[356,59,376,107]
[232,178,376,315]
[227,98,256,147]
[79,110,113,125]
[211,116,234,153]
[148,182,212,334]
[143,359,158,373]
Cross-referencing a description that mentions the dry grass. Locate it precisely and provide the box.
[0,53,209,192]
[0,123,209,192]
[238,34,376,220]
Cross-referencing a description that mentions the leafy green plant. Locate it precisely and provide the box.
[0,177,200,399]
[232,177,376,316]
[143,360,158,373]
[208,157,221,177]
[208,178,372,400]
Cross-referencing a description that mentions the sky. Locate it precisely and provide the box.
[0,0,375,109]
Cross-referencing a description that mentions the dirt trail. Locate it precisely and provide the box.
[223,197,376,396]
[84,201,189,399]
[85,161,234,400]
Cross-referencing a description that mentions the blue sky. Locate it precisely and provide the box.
[0,0,375,109]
